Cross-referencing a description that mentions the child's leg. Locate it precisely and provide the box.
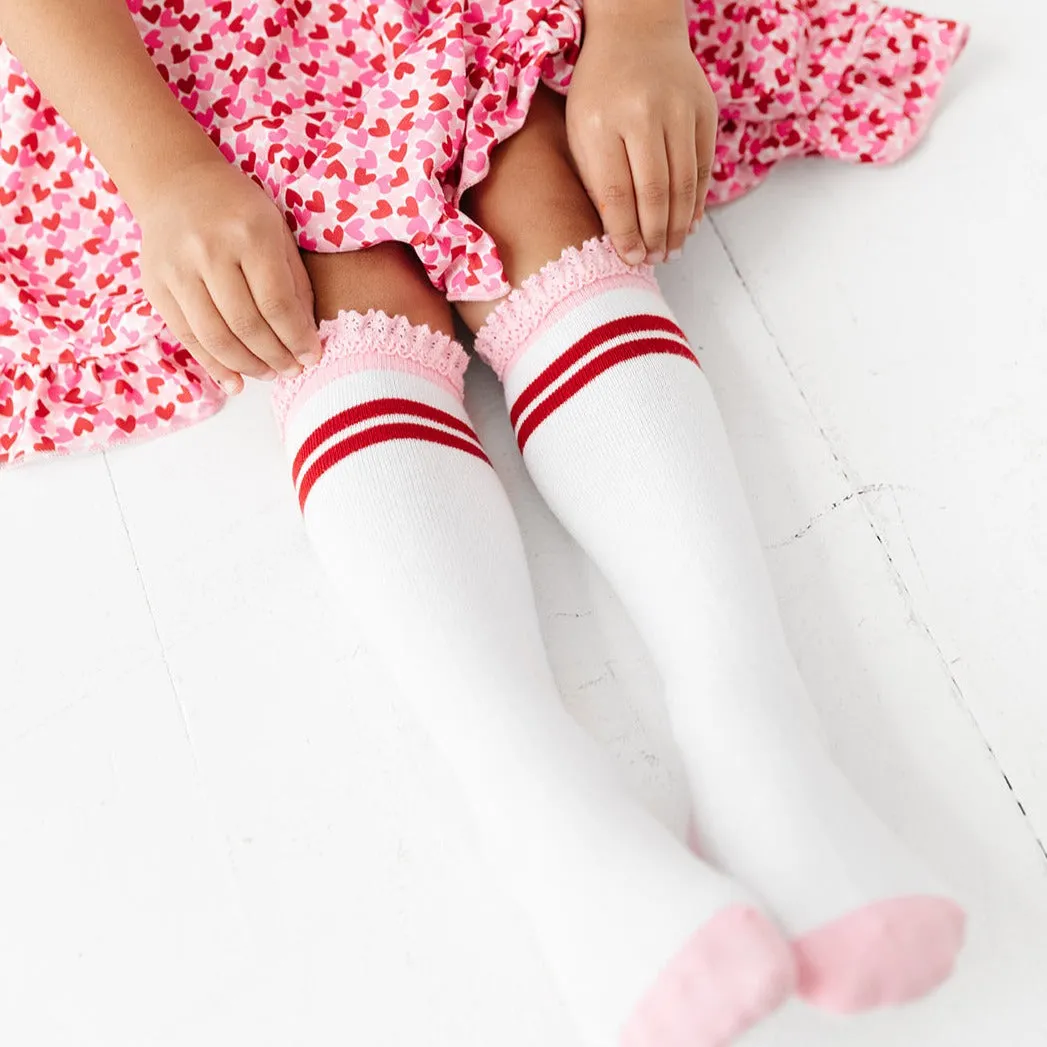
[278,244,794,1047]
[302,240,454,330]
[456,86,603,333]
[459,96,966,1013]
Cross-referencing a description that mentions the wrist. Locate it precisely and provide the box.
[583,0,688,35]
[113,113,224,216]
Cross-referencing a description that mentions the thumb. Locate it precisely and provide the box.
[284,231,322,363]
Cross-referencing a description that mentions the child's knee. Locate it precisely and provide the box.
[461,102,603,287]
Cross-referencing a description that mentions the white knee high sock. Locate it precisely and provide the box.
[273,309,794,1047]
[474,238,966,1014]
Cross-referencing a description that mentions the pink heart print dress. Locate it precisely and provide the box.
[0,0,969,468]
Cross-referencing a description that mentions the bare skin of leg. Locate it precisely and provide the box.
[456,84,605,334]
[301,239,454,335]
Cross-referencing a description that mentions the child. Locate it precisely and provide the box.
[0,2,970,1044]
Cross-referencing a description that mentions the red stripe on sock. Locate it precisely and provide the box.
[516,338,697,453]
[298,421,491,512]
[509,314,686,430]
[292,397,478,486]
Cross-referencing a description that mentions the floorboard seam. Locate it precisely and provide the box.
[710,218,1047,866]
[101,454,256,892]
[102,452,196,753]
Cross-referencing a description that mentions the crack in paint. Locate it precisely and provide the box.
[768,483,903,548]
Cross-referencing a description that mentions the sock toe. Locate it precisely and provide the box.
[793,896,967,1013]
[622,906,795,1047]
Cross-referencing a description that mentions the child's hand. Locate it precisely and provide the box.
[566,15,718,265]
[137,158,321,394]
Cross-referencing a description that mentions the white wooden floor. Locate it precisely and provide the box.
[2,3,1045,1044]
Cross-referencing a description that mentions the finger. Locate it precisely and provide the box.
[666,119,698,259]
[153,286,244,395]
[584,134,646,266]
[242,241,322,369]
[624,130,671,263]
[207,265,303,379]
[176,279,277,382]
[284,235,322,365]
[693,108,718,225]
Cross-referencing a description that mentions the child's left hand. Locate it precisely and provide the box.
[566,14,718,266]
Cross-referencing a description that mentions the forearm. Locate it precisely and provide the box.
[583,0,688,33]
[0,0,220,211]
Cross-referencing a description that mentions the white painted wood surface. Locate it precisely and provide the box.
[2,3,1045,1042]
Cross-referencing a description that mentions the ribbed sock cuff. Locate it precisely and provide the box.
[271,308,468,438]
[473,236,659,380]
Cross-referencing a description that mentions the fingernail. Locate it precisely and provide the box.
[299,351,322,367]
[221,379,241,395]
[667,249,683,262]
[259,369,277,382]
[690,220,700,234]
[624,248,646,266]
[645,251,665,265]
[281,364,303,379]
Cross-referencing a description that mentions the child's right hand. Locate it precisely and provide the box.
[137,158,322,395]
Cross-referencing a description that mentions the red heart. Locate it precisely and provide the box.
[325,159,348,180]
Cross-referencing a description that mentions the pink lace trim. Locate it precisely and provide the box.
[271,308,468,434]
[473,236,658,379]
